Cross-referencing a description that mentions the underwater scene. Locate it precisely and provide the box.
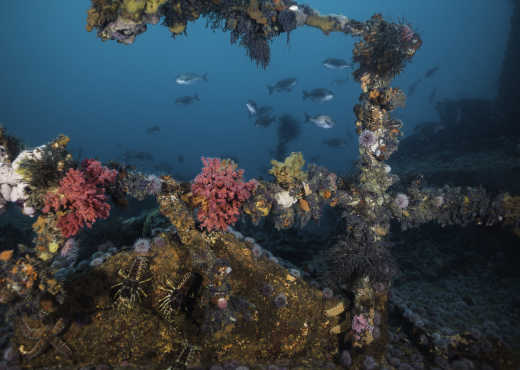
[0,0,519,369]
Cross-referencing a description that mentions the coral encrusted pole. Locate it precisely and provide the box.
[325,14,422,351]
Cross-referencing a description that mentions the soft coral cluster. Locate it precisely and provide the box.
[192,157,257,232]
[43,159,117,238]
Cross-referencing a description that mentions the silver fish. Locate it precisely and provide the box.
[267,78,297,95]
[175,73,208,85]
[322,58,352,70]
[302,88,335,102]
[246,100,258,117]
[304,113,335,129]
[176,94,199,105]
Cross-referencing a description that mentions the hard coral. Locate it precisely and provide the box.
[43,159,117,238]
[192,157,257,232]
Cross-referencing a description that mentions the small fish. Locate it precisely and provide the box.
[323,138,346,147]
[322,58,352,70]
[176,94,199,105]
[304,113,335,129]
[246,100,258,117]
[175,73,208,85]
[302,88,335,102]
[408,79,422,97]
[177,155,184,163]
[267,78,297,95]
[424,66,439,78]
[146,125,160,134]
[255,114,276,127]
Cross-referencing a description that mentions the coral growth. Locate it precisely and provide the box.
[353,14,421,80]
[269,152,307,188]
[359,129,377,148]
[43,159,117,238]
[191,157,257,232]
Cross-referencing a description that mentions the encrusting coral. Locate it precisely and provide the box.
[269,151,307,189]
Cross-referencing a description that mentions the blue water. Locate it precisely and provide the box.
[0,0,511,179]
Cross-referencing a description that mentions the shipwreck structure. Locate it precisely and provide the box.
[0,0,518,368]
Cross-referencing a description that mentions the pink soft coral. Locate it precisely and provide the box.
[191,157,257,232]
[43,159,117,238]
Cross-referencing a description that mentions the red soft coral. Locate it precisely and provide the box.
[191,157,257,232]
[43,160,117,238]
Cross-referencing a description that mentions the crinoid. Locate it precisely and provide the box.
[158,271,201,322]
[19,317,72,361]
[112,256,152,311]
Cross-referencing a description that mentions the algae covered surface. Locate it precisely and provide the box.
[14,231,343,368]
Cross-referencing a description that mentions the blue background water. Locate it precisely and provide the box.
[0,1,512,180]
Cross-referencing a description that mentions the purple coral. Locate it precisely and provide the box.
[359,130,377,147]
[145,174,162,195]
[61,238,78,258]
[152,235,167,248]
[216,297,228,310]
[133,238,151,254]
[401,24,415,42]
[395,193,409,209]
[322,287,334,299]
[251,243,263,258]
[352,314,369,333]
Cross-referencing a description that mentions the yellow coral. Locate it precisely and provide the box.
[32,216,48,234]
[269,152,307,188]
[50,134,70,150]
[305,14,336,34]
[145,0,167,14]
[169,22,186,35]
[48,241,59,254]
[122,0,146,19]
[86,8,100,32]
[255,199,271,216]
[14,166,32,182]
